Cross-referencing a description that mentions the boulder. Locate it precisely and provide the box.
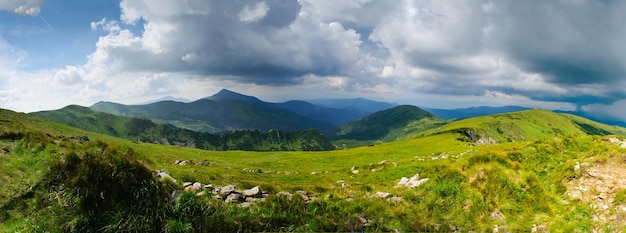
[397,177,410,186]
[157,169,177,183]
[220,185,236,196]
[243,186,262,198]
[184,182,203,192]
[225,193,243,203]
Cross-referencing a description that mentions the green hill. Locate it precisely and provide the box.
[420,109,626,143]
[31,105,334,151]
[333,105,446,142]
[4,107,626,232]
[90,89,336,133]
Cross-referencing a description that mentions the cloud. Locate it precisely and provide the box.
[357,0,626,106]
[0,0,45,16]
[83,0,367,85]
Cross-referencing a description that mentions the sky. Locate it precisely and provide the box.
[1,0,626,121]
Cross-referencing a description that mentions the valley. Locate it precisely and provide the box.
[3,92,626,232]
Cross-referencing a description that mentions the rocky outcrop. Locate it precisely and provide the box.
[396,173,429,188]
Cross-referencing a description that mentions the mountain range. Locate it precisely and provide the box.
[30,89,626,148]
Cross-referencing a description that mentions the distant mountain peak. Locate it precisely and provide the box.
[206,89,263,104]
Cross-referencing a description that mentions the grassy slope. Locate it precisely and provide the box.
[333,105,446,142]
[417,109,626,142]
[4,108,626,231]
[31,105,335,151]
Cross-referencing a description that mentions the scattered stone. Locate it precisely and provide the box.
[342,183,351,188]
[390,196,403,202]
[397,177,410,186]
[396,173,429,188]
[243,186,262,198]
[351,170,359,174]
[203,184,214,191]
[374,191,391,199]
[156,169,177,183]
[226,193,243,203]
[176,160,194,165]
[371,168,381,172]
[378,160,389,165]
[183,182,193,188]
[220,185,236,196]
[184,182,203,192]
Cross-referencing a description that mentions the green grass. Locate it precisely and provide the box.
[3,108,626,232]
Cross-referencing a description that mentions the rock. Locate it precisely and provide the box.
[203,184,214,191]
[157,169,177,183]
[220,185,236,196]
[243,186,262,198]
[390,196,403,202]
[351,170,359,174]
[407,178,429,188]
[397,177,410,186]
[183,182,193,188]
[490,210,505,221]
[296,190,311,202]
[379,160,389,165]
[342,183,351,188]
[226,193,243,203]
[184,182,203,192]
[253,168,263,173]
[374,191,391,199]
[397,173,428,188]
[174,160,182,165]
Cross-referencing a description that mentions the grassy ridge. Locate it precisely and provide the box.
[31,105,334,151]
[3,108,626,231]
[418,109,626,142]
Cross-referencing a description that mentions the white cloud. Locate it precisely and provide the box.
[0,0,44,16]
[239,1,269,23]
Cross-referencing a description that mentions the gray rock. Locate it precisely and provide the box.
[390,196,403,202]
[185,182,203,192]
[183,182,193,188]
[220,185,236,196]
[243,186,262,198]
[226,193,243,203]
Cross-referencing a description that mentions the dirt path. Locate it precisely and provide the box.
[566,160,626,227]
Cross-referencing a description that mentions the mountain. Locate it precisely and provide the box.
[31,105,334,151]
[333,105,445,141]
[307,98,397,114]
[424,106,530,120]
[90,89,335,133]
[142,96,191,104]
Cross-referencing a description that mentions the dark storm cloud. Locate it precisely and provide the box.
[93,0,363,84]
